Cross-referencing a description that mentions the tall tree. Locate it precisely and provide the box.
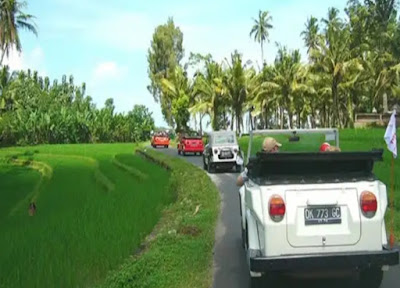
[301,16,319,57]
[249,10,273,67]
[147,17,184,126]
[0,0,38,65]
[160,66,191,132]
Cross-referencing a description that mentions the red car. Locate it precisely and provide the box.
[151,132,170,148]
[177,131,204,156]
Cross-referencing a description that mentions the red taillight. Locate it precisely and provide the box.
[360,191,377,218]
[269,195,286,222]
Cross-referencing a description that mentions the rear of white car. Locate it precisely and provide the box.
[203,130,243,172]
[240,149,399,288]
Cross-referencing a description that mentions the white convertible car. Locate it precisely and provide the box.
[239,129,399,287]
[203,130,244,173]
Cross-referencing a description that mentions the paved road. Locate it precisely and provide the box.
[154,147,399,288]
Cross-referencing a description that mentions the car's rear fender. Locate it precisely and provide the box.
[244,184,264,251]
[245,209,261,251]
[239,186,245,229]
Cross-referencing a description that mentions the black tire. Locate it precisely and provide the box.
[182,151,186,156]
[207,161,214,173]
[248,275,265,288]
[203,156,207,170]
[359,268,384,288]
[164,145,168,148]
[241,227,246,249]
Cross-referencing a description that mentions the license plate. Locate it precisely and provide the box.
[221,151,231,157]
[304,206,341,225]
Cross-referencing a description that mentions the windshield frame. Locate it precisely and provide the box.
[211,132,237,146]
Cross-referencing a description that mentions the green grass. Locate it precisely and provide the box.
[98,148,220,288]
[238,128,400,240]
[0,143,172,288]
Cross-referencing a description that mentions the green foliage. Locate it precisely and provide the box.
[0,0,38,65]
[149,2,400,132]
[0,144,172,288]
[147,17,184,126]
[99,148,219,288]
[249,10,273,65]
[0,69,155,146]
[171,92,190,132]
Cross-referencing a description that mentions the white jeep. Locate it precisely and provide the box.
[239,129,399,287]
[203,130,244,173]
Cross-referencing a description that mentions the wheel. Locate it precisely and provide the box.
[241,227,246,248]
[178,149,181,155]
[207,161,214,173]
[248,275,265,288]
[359,268,383,288]
[203,157,207,170]
[164,145,168,148]
[235,164,243,173]
[182,151,186,156]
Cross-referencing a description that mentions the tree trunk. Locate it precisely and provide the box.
[288,111,293,129]
[249,110,254,131]
[194,114,198,132]
[297,112,301,128]
[213,108,218,131]
[280,106,284,129]
[230,113,234,131]
[199,113,203,135]
[261,41,264,68]
[0,48,6,66]
[332,78,340,128]
[311,107,316,128]
[264,106,268,129]
[383,93,388,113]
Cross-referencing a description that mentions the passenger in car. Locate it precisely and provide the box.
[319,142,341,152]
[236,137,281,187]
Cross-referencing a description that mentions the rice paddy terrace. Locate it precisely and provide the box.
[0,143,172,288]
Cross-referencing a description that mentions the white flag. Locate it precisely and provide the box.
[384,110,397,158]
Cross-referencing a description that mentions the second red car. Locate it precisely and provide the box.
[177,131,204,156]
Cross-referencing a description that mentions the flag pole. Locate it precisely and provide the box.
[389,153,395,249]
[384,109,397,249]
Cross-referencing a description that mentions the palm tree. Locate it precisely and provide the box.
[311,15,362,127]
[249,10,273,67]
[301,16,319,58]
[0,0,38,65]
[192,60,227,131]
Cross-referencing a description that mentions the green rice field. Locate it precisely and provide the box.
[0,143,172,288]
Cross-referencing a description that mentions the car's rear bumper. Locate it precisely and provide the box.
[250,247,399,272]
[183,147,204,152]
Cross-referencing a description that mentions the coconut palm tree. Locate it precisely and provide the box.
[301,16,319,57]
[0,0,38,65]
[249,10,273,67]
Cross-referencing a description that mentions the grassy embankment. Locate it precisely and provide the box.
[98,147,220,288]
[238,128,400,239]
